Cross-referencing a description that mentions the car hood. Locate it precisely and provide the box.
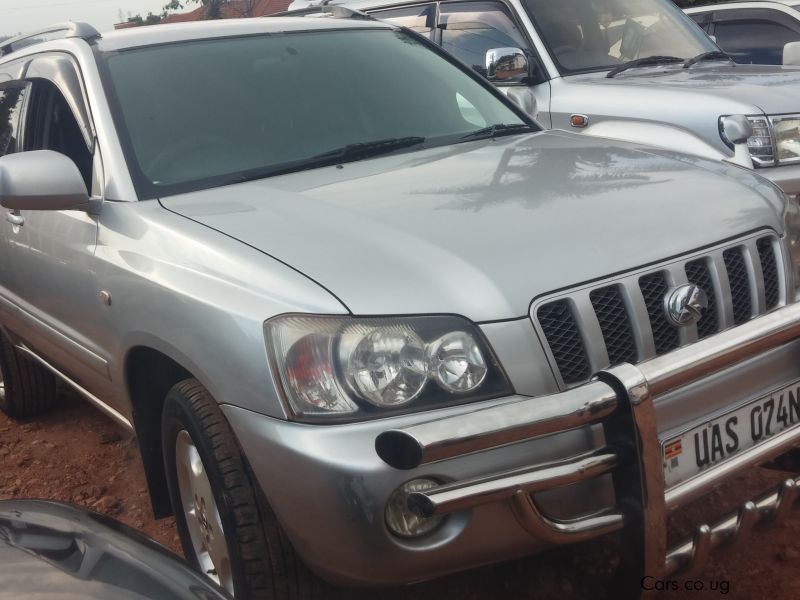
[160,131,784,322]
[569,63,800,115]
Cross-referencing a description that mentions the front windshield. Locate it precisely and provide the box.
[522,0,718,74]
[103,28,530,198]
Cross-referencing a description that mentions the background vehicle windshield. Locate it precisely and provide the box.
[522,0,717,74]
[104,28,529,198]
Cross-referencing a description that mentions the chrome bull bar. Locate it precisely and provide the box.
[374,302,800,585]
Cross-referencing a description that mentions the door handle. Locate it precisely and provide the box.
[5,211,24,226]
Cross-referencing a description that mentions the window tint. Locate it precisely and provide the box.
[522,0,716,73]
[24,79,92,190]
[104,30,529,198]
[713,19,800,64]
[372,4,435,35]
[0,85,26,158]
[439,2,529,76]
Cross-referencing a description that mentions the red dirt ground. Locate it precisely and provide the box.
[1,387,798,599]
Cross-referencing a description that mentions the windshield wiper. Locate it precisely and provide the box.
[311,136,426,162]
[683,50,734,68]
[606,56,684,78]
[459,123,535,142]
[233,136,426,184]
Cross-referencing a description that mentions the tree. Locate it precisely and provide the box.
[187,0,226,20]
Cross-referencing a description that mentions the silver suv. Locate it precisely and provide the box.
[290,0,800,196]
[0,15,799,600]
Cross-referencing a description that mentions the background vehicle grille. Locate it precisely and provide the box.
[533,234,787,386]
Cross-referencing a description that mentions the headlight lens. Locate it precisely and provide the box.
[266,315,511,421]
[346,327,427,407]
[773,116,800,164]
[430,331,488,393]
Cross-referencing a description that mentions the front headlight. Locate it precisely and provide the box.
[784,195,800,293]
[738,115,800,167]
[744,116,775,165]
[773,116,800,164]
[265,314,512,421]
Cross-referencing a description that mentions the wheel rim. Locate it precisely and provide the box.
[175,430,234,595]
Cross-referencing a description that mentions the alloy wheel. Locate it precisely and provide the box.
[175,429,234,595]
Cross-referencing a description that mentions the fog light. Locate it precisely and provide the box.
[385,479,443,538]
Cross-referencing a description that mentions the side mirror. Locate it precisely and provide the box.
[784,41,800,66]
[721,114,753,145]
[485,47,529,83]
[0,150,89,212]
[720,114,754,169]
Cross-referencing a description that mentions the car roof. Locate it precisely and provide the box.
[96,16,392,52]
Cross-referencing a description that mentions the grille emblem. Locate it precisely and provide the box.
[665,284,708,326]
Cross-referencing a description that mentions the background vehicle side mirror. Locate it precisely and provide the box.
[0,150,90,212]
[783,41,800,66]
[485,48,529,83]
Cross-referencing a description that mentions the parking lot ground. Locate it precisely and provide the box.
[1,388,798,599]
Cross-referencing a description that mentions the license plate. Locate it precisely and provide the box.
[662,379,800,488]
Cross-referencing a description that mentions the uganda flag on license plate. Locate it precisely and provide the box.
[664,438,682,460]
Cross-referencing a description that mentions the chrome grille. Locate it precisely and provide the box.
[533,233,787,387]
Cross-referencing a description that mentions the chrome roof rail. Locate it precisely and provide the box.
[0,22,101,57]
[273,3,377,21]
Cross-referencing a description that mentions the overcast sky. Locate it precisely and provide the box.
[1,0,172,37]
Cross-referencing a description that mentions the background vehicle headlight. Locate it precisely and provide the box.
[744,116,775,165]
[773,116,800,164]
[784,195,800,294]
[266,315,511,421]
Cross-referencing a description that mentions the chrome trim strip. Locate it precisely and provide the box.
[15,344,132,430]
[374,380,618,470]
[637,301,800,397]
[510,491,624,544]
[408,448,618,517]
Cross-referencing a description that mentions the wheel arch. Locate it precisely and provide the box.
[124,345,193,518]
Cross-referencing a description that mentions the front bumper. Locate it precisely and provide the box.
[223,302,800,587]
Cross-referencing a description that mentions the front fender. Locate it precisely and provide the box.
[581,120,753,169]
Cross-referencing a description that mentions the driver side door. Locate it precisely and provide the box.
[4,55,110,395]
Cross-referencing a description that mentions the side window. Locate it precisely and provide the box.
[713,18,800,64]
[24,79,92,191]
[439,2,530,76]
[0,85,26,158]
[372,4,436,36]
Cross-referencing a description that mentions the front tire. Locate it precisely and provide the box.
[0,333,56,419]
[162,378,330,600]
